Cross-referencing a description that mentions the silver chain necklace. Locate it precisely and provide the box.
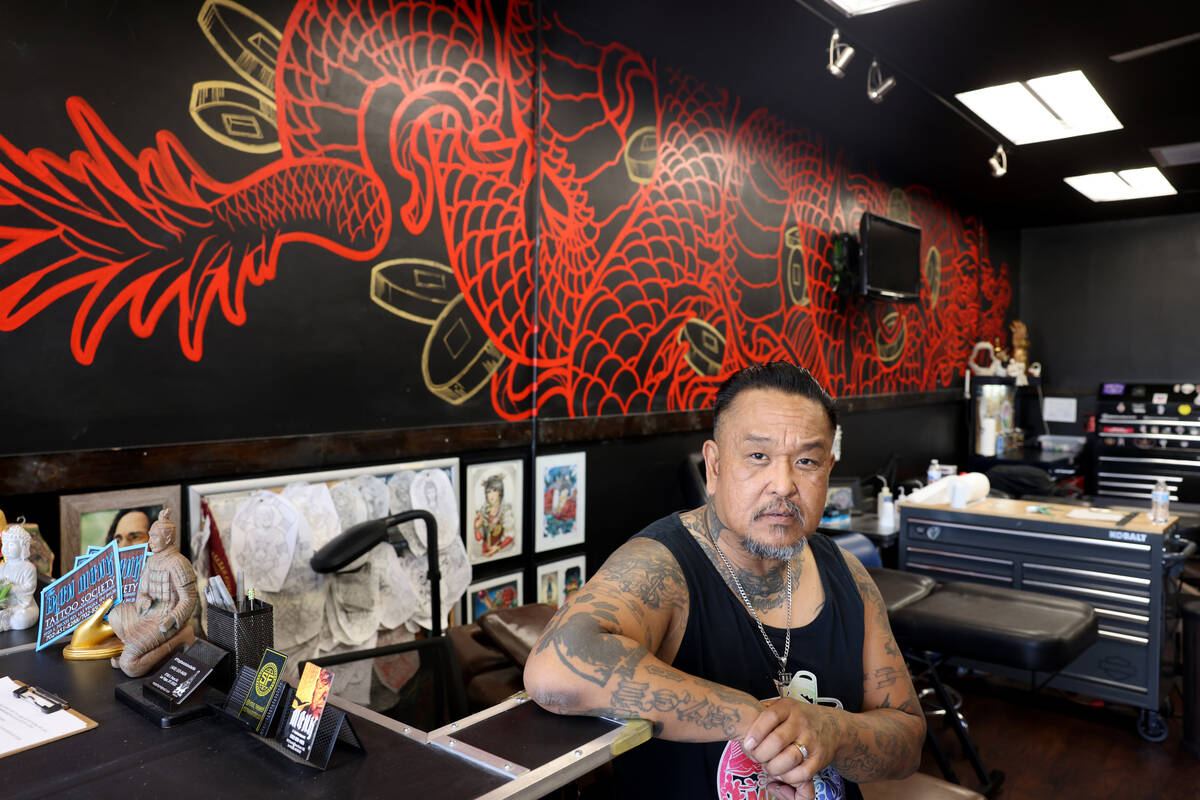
[705,517,803,694]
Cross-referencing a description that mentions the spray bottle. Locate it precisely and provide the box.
[877,475,896,530]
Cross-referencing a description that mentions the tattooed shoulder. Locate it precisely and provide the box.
[590,538,689,616]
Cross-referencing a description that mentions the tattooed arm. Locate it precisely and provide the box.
[829,551,925,780]
[744,550,925,788]
[523,536,763,741]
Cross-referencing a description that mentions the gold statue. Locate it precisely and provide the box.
[108,510,198,677]
[63,597,124,660]
[1010,319,1029,368]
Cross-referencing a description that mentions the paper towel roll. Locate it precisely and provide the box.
[950,474,990,508]
[978,418,998,456]
[908,472,990,506]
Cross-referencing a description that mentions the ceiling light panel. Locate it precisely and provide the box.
[821,0,922,16]
[956,70,1122,145]
[1064,167,1177,202]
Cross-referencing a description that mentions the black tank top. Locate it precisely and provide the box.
[614,513,866,800]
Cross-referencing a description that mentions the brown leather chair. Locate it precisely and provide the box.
[446,603,556,712]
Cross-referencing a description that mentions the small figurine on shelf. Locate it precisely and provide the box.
[109,509,198,677]
[1005,358,1028,386]
[0,524,39,631]
[1008,320,1031,385]
[1010,320,1030,368]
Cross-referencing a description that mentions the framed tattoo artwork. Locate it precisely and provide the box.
[466,571,523,623]
[465,459,523,565]
[186,458,469,651]
[187,457,461,567]
[535,555,586,611]
[534,451,586,553]
[59,485,181,577]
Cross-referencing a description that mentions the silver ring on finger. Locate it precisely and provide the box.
[791,741,808,761]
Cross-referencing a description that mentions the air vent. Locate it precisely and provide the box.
[1150,142,1200,168]
[1110,32,1200,63]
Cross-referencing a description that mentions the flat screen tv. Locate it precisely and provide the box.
[858,212,921,301]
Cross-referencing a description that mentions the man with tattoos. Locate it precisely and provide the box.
[524,362,924,799]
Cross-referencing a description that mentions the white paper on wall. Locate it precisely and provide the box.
[230,491,301,593]
[410,468,459,554]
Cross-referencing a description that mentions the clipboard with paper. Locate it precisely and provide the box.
[0,676,97,758]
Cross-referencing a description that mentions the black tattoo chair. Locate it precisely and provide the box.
[868,566,936,614]
[877,573,1098,797]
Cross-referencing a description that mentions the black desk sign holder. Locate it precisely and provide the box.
[115,639,228,728]
[221,665,364,770]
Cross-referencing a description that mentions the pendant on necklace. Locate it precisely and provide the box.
[775,671,793,697]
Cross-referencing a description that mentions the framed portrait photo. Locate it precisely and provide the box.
[466,570,523,623]
[534,452,586,553]
[58,485,181,577]
[535,554,586,611]
[465,459,523,565]
[825,477,861,515]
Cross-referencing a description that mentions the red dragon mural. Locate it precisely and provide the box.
[0,0,1010,424]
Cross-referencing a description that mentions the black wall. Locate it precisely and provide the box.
[1021,212,1200,393]
[0,0,999,587]
[580,398,963,570]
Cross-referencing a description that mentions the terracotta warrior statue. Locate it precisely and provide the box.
[109,509,198,677]
[0,524,39,631]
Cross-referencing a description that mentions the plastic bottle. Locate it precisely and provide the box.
[877,484,896,529]
[926,458,941,486]
[1150,479,1171,523]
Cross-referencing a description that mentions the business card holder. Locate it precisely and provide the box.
[220,665,364,770]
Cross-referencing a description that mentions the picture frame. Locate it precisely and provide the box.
[186,457,460,560]
[534,452,586,553]
[465,459,524,565]
[825,477,862,514]
[58,485,181,577]
[466,570,523,623]
[535,554,586,611]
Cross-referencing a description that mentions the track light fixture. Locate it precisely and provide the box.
[866,58,896,103]
[826,29,855,78]
[988,144,1008,178]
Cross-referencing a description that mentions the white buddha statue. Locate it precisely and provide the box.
[0,525,39,631]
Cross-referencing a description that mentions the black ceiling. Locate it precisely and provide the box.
[553,0,1200,229]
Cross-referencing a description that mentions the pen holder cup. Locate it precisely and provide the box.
[205,601,274,694]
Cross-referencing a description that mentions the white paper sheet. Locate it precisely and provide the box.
[0,676,89,757]
[1043,396,1078,423]
[230,491,300,593]
[1067,507,1125,522]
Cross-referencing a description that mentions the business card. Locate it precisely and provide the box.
[237,647,288,733]
[282,662,334,760]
